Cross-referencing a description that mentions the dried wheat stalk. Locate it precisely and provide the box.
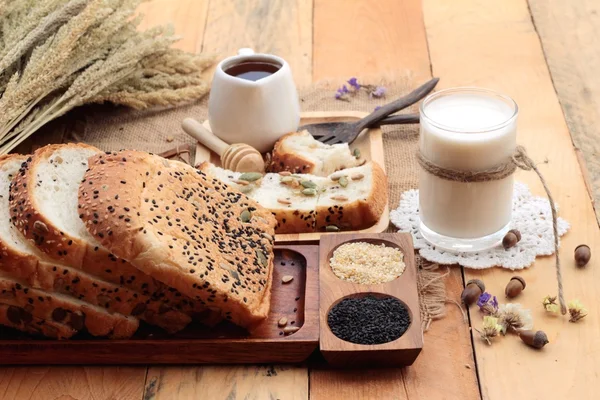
[0,0,213,154]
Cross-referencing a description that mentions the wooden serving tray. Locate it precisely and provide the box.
[0,245,319,365]
[319,233,423,367]
[194,111,390,242]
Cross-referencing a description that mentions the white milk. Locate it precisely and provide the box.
[418,89,518,251]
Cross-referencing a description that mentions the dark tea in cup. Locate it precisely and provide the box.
[224,60,281,81]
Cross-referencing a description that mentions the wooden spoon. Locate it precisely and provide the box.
[182,118,265,173]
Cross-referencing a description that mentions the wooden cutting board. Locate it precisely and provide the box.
[0,245,319,365]
[194,111,390,242]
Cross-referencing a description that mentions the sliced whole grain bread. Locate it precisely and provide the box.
[8,145,199,332]
[200,161,388,233]
[0,274,139,338]
[0,303,77,339]
[78,151,276,330]
[0,155,139,338]
[269,131,363,176]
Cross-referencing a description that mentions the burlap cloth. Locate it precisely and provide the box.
[62,80,450,332]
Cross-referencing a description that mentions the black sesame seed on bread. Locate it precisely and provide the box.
[8,145,201,332]
[78,151,277,331]
[0,155,139,338]
[0,303,77,339]
[200,161,388,233]
[0,275,139,339]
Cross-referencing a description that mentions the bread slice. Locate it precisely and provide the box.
[205,166,318,234]
[0,155,140,338]
[269,130,363,176]
[200,161,388,233]
[0,303,77,339]
[9,145,199,332]
[77,150,276,330]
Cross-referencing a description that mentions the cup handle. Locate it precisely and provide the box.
[237,48,255,56]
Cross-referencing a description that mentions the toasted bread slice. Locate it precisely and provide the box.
[78,151,276,330]
[269,131,362,176]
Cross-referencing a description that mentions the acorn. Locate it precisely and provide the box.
[461,279,485,306]
[505,276,526,298]
[502,229,521,250]
[574,244,591,267]
[518,330,549,349]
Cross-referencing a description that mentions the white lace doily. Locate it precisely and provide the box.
[390,182,570,270]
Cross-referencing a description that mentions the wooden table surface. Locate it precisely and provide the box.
[2,1,599,399]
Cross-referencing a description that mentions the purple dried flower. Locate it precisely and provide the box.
[477,292,499,316]
[335,85,350,100]
[347,77,361,90]
[374,106,381,111]
[371,86,386,98]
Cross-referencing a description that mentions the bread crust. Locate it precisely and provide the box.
[0,303,77,339]
[78,151,276,330]
[8,144,199,332]
[0,277,139,339]
[269,132,317,174]
[314,161,388,231]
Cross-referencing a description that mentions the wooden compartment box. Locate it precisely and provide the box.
[319,233,423,368]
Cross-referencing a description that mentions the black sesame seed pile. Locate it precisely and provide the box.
[327,295,411,345]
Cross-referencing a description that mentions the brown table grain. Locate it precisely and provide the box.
[2,1,599,399]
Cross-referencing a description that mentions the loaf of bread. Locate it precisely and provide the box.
[0,155,139,339]
[200,161,388,234]
[78,151,277,330]
[9,144,206,332]
[269,130,363,176]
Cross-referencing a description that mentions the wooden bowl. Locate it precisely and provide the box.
[318,233,423,367]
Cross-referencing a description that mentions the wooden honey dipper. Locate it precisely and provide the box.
[182,118,265,173]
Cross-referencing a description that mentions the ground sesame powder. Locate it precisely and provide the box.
[329,242,406,284]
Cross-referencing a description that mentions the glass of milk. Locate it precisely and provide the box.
[418,88,518,252]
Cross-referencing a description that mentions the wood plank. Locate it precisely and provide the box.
[144,365,308,400]
[137,0,209,53]
[402,268,479,399]
[202,0,313,87]
[313,0,431,82]
[143,2,313,399]
[0,367,146,400]
[311,1,480,399]
[528,0,600,222]
[423,0,600,399]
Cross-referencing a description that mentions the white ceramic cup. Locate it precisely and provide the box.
[208,48,301,153]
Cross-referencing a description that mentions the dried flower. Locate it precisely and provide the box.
[371,86,386,98]
[374,106,381,111]
[497,303,533,334]
[347,77,360,90]
[542,295,560,314]
[335,85,350,101]
[568,299,587,323]
[477,292,499,316]
[477,316,502,345]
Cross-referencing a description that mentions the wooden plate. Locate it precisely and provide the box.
[194,111,390,242]
[318,233,423,367]
[0,245,319,365]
